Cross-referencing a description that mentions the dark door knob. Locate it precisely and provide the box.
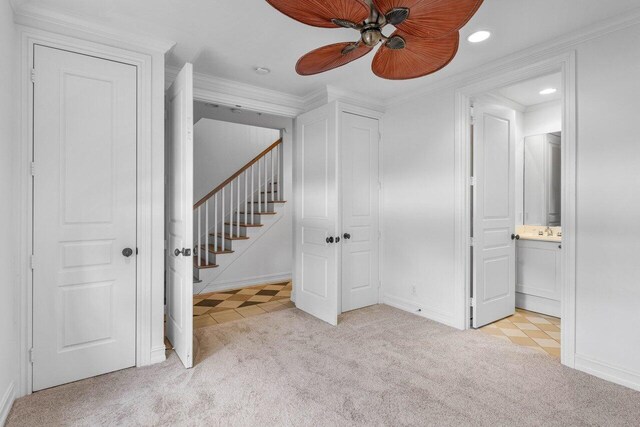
[174,248,192,257]
[335,237,341,243]
[511,234,520,240]
[122,248,133,257]
[343,233,351,240]
[326,236,334,244]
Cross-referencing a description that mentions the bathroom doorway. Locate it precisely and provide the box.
[466,70,567,360]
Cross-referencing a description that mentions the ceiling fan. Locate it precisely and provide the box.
[265,0,484,80]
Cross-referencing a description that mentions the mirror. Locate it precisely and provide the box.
[523,132,561,226]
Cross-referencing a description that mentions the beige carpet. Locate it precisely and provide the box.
[7,305,640,426]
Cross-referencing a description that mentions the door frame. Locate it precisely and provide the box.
[454,52,577,368]
[18,28,166,395]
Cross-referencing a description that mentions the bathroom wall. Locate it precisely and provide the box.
[0,0,19,421]
[382,22,640,390]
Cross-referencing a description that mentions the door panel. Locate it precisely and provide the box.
[294,103,339,325]
[166,63,194,368]
[473,104,516,328]
[33,45,137,391]
[340,113,380,312]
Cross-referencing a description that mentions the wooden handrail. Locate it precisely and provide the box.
[194,138,282,209]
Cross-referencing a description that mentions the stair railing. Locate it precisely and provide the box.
[193,138,283,267]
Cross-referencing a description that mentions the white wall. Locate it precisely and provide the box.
[193,119,280,202]
[195,104,293,289]
[382,23,640,389]
[0,0,18,421]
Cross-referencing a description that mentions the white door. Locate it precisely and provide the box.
[294,102,339,325]
[472,103,516,328]
[32,46,137,391]
[165,63,194,368]
[340,112,380,312]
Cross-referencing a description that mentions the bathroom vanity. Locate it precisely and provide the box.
[515,226,561,317]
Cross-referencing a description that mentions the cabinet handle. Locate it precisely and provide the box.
[511,234,520,240]
[326,236,334,244]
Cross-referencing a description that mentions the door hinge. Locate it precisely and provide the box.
[29,348,35,363]
[30,68,36,83]
[30,255,35,270]
[30,162,36,176]
[469,237,475,247]
[469,176,476,186]
[470,297,476,308]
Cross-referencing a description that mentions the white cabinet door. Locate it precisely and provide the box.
[33,46,137,391]
[294,103,339,325]
[165,63,194,368]
[473,104,516,328]
[341,112,380,312]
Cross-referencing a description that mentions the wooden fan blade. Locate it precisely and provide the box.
[373,0,484,38]
[372,31,459,80]
[266,0,370,28]
[296,42,373,76]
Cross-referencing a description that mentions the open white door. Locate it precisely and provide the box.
[166,63,194,367]
[472,103,516,328]
[294,102,339,325]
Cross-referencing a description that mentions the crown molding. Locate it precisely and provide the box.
[167,65,386,118]
[12,2,175,54]
[166,65,306,118]
[386,6,640,107]
[524,98,562,113]
[477,93,527,113]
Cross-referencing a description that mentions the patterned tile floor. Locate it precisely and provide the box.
[192,281,294,329]
[480,308,561,358]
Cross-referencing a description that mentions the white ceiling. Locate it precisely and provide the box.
[497,73,562,107]
[19,0,640,101]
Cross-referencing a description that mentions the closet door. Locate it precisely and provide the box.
[32,45,137,391]
[294,102,339,325]
[340,112,380,312]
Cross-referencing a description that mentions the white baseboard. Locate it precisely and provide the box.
[196,272,292,295]
[516,292,560,317]
[575,354,640,392]
[0,381,16,427]
[149,346,167,365]
[382,293,460,330]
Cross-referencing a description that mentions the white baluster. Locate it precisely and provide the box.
[205,200,209,266]
[197,207,201,267]
[251,164,255,224]
[214,193,218,252]
[244,170,248,225]
[221,186,225,249]
[230,180,234,237]
[264,154,268,212]
[271,148,275,203]
[275,144,279,201]
[258,159,262,213]
[236,176,240,237]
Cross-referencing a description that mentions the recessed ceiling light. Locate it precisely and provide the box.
[255,67,271,75]
[467,30,491,43]
[539,88,557,95]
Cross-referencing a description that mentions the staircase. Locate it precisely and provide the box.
[192,138,285,290]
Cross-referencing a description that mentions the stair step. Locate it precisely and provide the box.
[200,244,234,255]
[210,233,249,241]
[193,257,218,269]
[237,211,276,215]
[225,222,263,228]
[250,200,286,204]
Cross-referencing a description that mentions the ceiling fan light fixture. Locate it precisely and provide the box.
[467,30,491,43]
[361,28,383,47]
